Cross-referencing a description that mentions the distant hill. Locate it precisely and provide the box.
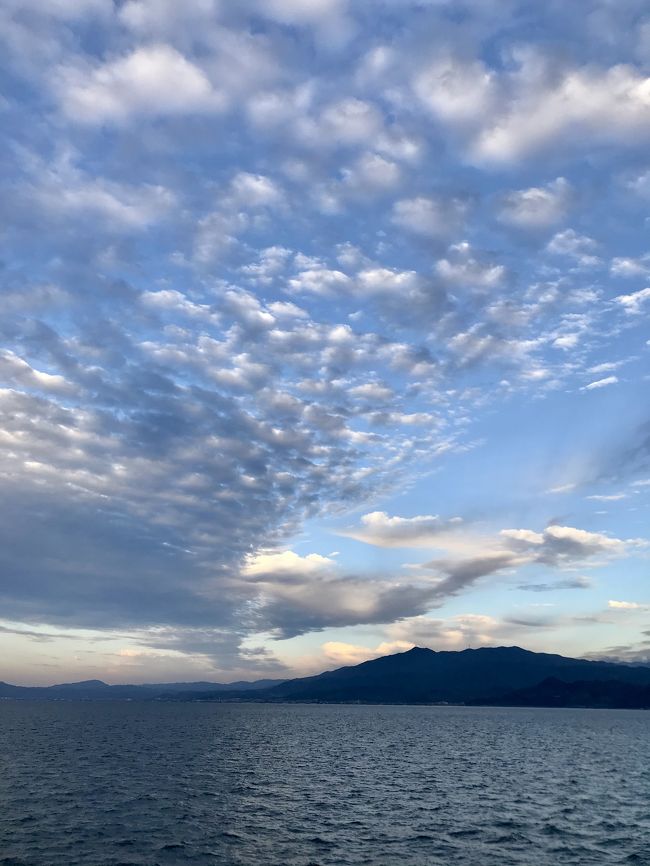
[3,647,650,707]
[142,679,281,693]
[0,677,284,701]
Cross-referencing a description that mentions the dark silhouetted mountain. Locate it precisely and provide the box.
[4,647,650,706]
[179,646,650,705]
[479,677,650,709]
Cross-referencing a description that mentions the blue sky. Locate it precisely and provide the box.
[1,0,649,684]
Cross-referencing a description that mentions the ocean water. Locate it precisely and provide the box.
[1,702,649,866]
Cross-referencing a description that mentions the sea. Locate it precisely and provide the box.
[1,701,648,866]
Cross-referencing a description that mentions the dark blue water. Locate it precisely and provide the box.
[1,702,648,866]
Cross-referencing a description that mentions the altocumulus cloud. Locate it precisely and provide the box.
[1,0,650,674]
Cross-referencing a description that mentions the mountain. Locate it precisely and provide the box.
[3,647,650,706]
[178,646,650,705]
[0,677,285,701]
[482,677,650,709]
[140,679,282,693]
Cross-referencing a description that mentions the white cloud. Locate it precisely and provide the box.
[473,62,650,163]
[57,44,220,124]
[508,524,630,560]
[306,97,383,147]
[608,600,646,610]
[35,172,175,230]
[588,360,626,374]
[230,172,284,207]
[414,56,496,124]
[583,376,619,390]
[243,550,336,578]
[447,327,538,369]
[190,173,284,265]
[498,177,571,229]
[610,256,650,278]
[258,0,353,47]
[119,0,221,37]
[553,334,579,350]
[546,483,577,494]
[435,242,505,289]
[614,286,650,314]
[0,351,74,395]
[392,196,467,238]
[318,638,414,668]
[193,210,248,264]
[384,613,529,652]
[349,382,394,401]
[586,493,627,502]
[546,229,600,267]
[288,265,352,295]
[342,511,463,548]
[340,152,401,194]
[141,290,220,324]
[355,266,420,297]
[267,300,308,319]
[627,169,650,199]
[241,246,293,284]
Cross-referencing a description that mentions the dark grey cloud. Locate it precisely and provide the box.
[600,419,650,482]
[503,615,559,629]
[585,644,650,665]
[0,625,78,642]
[518,576,592,592]
[418,526,633,598]
[425,552,521,596]
[256,576,441,639]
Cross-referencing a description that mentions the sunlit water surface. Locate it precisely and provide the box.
[1,702,649,865]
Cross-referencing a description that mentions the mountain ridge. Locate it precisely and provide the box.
[2,646,650,707]
[0,677,284,700]
[238,645,650,705]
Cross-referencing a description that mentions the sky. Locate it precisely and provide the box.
[1,0,649,686]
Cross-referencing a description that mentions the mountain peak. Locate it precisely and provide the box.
[256,644,650,705]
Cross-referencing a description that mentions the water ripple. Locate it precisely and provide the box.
[0,703,649,865]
